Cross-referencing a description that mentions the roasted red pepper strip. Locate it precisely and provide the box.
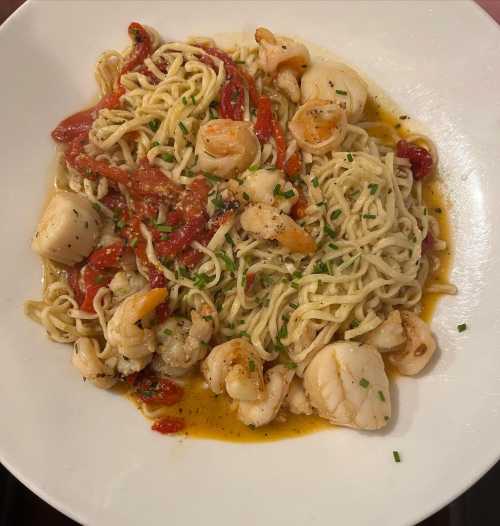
[271,119,287,170]
[219,72,245,120]
[291,187,308,220]
[284,151,302,178]
[254,96,273,143]
[396,140,433,180]
[80,266,113,312]
[152,417,185,434]
[51,87,124,144]
[88,241,124,271]
[135,376,184,405]
[121,22,152,75]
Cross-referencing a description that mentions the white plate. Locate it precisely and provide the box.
[1,1,499,525]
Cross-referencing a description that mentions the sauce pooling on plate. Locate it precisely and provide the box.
[26,23,455,441]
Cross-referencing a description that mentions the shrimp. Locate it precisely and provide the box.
[387,311,437,376]
[303,341,391,430]
[195,119,259,179]
[301,62,368,123]
[237,365,294,427]
[363,311,407,350]
[239,168,298,213]
[107,288,167,362]
[152,307,214,377]
[240,203,316,254]
[255,27,310,103]
[289,99,347,155]
[72,337,116,389]
[285,376,313,416]
[202,338,264,401]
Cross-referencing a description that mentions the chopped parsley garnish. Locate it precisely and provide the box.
[289,303,298,310]
[224,233,235,247]
[95,274,106,284]
[313,261,329,274]
[193,272,210,289]
[203,172,222,183]
[378,390,386,402]
[290,282,299,289]
[211,192,225,210]
[156,224,174,233]
[312,177,319,188]
[346,152,353,162]
[286,362,298,369]
[242,192,250,201]
[209,105,217,119]
[274,341,285,353]
[363,213,376,219]
[350,319,360,328]
[178,266,191,278]
[129,237,138,248]
[235,59,246,64]
[278,325,288,340]
[163,328,173,336]
[191,95,196,105]
[457,323,467,333]
[148,119,160,132]
[324,225,337,239]
[217,251,236,272]
[248,359,256,372]
[203,315,214,322]
[239,331,250,339]
[162,152,175,163]
[248,164,259,172]
[292,270,303,280]
[393,451,401,463]
[359,378,370,388]
[151,141,160,147]
[336,89,348,95]
[178,121,188,134]
[368,183,379,195]
[273,184,295,199]
[92,202,101,213]
[331,209,342,220]
[328,243,338,250]
[182,96,188,105]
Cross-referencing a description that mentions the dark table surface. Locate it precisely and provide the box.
[1,1,500,525]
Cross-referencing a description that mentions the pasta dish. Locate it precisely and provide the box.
[26,24,455,437]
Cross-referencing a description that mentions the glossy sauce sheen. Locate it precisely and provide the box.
[128,97,452,442]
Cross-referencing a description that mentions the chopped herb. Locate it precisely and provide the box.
[313,261,329,274]
[179,267,191,278]
[328,243,338,250]
[193,272,210,289]
[203,315,213,322]
[115,219,126,229]
[130,238,138,248]
[331,209,342,220]
[178,121,188,134]
[346,152,353,162]
[278,325,288,340]
[289,303,298,309]
[162,152,175,163]
[393,451,401,463]
[183,169,195,178]
[248,359,256,372]
[457,323,467,333]
[274,184,295,199]
[273,184,282,196]
[350,190,360,199]
[248,164,259,172]
[286,362,298,370]
[151,141,160,148]
[378,390,386,402]
[290,282,299,289]
[211,193,225,210]
[368,183,379,195]
[191,95,196,105]
[209,105,217,119]
[312,177,319,188]
[203,172,222,183]
[239,331,250,339]
[182,96,188,105]
[336,89,348,95]
[92,202,101,213]
[351,319,360,328]
[156,224,174,233]
[359,378,370,388]
[274,341,285,353]
[95,274,106,284]
[292,271,303,280]
[235,59,246,64]
[217,251,236,272]
[224,233,235,247]
[163,328,173,336]
[242,192,250,201]
[363,213,376,219]
[324,225,337,239]
[148,119,160,132]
